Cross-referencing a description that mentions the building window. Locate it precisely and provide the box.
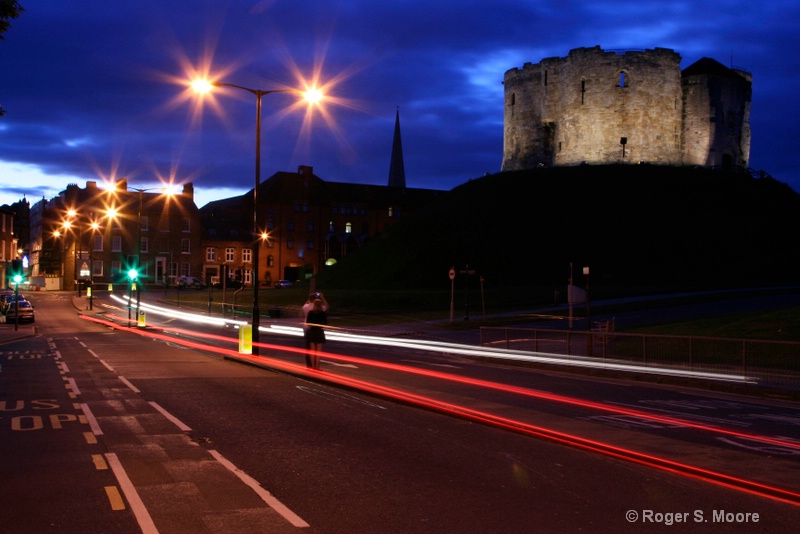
[243,248,252,263]
[225,248,235,262]
[181,239,190,254]
[112,236,122,252]
[267,255,274,267]
[287,237,294,249]
[93,235,103,252]
[140,215,149,231]
[181,218,191,232]
[307,220,315,232]
[345,222,352,234]
[112,261,121,277]
[329,221,335,232]
[180,262,190,276]
[244,269,252,285]
[287,219,295,231]
[92,260,103,277]
[206,247,216,262]
[267,218,275,231]
[307,239,314,250]
[140,237,149,254]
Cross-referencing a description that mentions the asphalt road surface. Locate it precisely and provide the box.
[2,291,800,533]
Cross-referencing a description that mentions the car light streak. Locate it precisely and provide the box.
[109,293,754,384]
[110,294,248,328]
[263,323,755,384]
[96,298,793,451]
[80,311,800,505]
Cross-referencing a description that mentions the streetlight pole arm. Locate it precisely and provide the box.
[213,82,296,98]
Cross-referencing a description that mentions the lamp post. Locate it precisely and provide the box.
[63,210,86,297]
[191,80,322,355]
[88,221,100,310]
[122,186,173,319]
[583,265,591,356]
[63,210,109,307]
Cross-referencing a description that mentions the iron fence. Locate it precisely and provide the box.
[480,327,800,391]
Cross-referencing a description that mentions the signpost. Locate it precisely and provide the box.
[449,267,456,323]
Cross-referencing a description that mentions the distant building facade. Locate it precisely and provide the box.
[502,46,752,171]
[1,205,19,288]
[200,165,442,287]
[30,180,202,290]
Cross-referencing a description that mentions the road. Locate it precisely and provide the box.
[2,291,800,532]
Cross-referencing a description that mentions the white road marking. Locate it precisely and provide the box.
[105,453,159,534]
[208,449,310,528]
[148,401,192,432]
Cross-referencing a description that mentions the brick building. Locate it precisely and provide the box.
[30,180,202,290]
[200,165,442,287]
[1,205,19,288]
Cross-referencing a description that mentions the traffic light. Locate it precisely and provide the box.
[128,268,139,281]
[10,259,23,281]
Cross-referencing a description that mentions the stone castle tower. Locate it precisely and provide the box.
[501,46,752,171]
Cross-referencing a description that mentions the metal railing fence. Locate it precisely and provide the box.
[480,327,800,391]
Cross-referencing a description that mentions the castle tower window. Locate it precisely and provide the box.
[544,70,548,86]
[618,71,627,88]
[581,80,586,104]
[510,93,515,106]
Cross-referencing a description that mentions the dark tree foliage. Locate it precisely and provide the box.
[0,1,23,115]
[0,0,24,39]
[316,165,800,292]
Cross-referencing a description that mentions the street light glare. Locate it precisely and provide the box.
[304,87,324,104]
[191,79,214,94]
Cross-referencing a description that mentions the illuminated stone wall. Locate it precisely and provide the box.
[502,46,751,171]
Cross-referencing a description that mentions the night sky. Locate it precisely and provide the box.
[1,1,798,208]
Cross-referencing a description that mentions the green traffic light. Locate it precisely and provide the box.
[128,269,139,281]
[13,274,22,284]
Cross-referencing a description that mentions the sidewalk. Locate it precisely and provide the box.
[0,321,36,344]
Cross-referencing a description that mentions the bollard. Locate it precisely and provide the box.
[239,325,252,355]
[137,310,146,328]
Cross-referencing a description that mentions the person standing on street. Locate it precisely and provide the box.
[304,298,328,369]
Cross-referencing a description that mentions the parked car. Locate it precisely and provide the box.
[5,299,34,323]
[176,276,206,289]
[212,277,243,289]
[273,280,294,289]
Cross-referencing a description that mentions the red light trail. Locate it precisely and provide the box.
[81,312,800,506]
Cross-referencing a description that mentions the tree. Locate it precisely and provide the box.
[0,1,23,115]
[0,0,24,39]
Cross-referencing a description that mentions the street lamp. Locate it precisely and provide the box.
[192,79,322,355]
[107,185,174,317]
[63,210,86,297]
[62,210,108,305]
[88,221,100,310]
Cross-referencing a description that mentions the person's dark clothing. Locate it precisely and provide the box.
[305,310,327,344]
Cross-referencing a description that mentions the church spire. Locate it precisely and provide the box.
[387,107,406,188]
